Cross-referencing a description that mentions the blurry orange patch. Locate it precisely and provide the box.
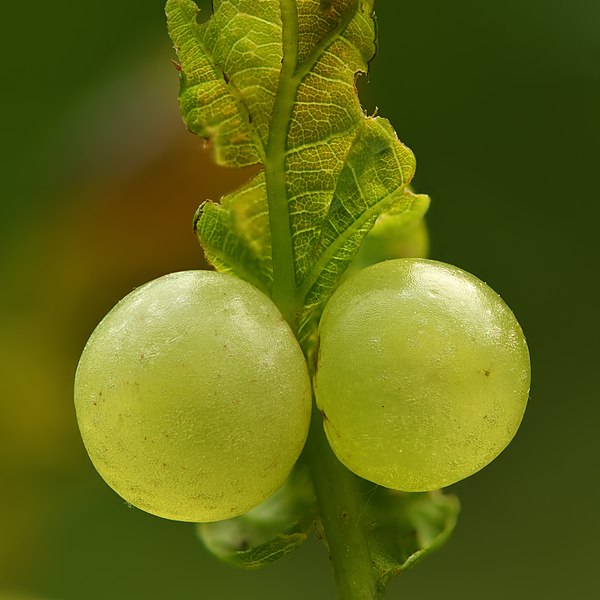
[0,121,255,585]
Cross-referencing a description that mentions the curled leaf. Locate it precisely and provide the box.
[197,464,318,569]
[365,488,460,590]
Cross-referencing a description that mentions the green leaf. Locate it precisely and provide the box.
[365,488,460,593]
[166,0,425,327]
[295,118,416,340]
[195,173,272,295]
[197,464,318,569]
[167,0,266,167]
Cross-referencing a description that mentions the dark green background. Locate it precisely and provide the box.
[1,1,598,598]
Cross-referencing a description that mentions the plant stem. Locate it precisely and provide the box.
[267,1,379,596]
[305,408,379,600]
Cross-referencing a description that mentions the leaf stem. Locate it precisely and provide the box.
[264,0,302,327]
[306,408,379,600]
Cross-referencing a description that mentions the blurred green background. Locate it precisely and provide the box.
[1,0,598,598]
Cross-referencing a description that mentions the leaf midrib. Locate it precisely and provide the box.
[265,0,362,326]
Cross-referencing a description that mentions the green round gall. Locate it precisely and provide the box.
[315,258,530,491]
[75,271,312,522]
